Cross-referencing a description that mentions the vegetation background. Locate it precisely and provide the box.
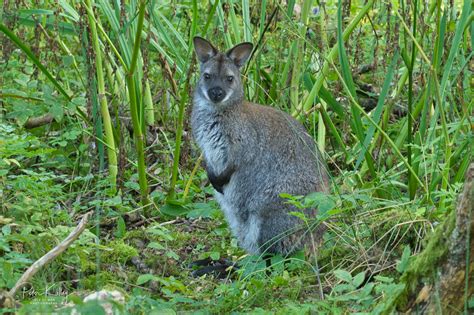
[0,0,472,313]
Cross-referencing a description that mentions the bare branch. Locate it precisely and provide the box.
[24,114,54,129]
[8,211,93,297]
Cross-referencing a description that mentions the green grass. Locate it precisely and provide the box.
[0,0,472,313]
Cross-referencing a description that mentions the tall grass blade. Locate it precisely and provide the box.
[168,1,198,201]
[80,24,105,170]
[229,3,241,44]
[126,0,150,208]
[294,0,375,117]
[318,86,344,119]
[216,4,232,48]
[355,52,399,169]
[84,0,118,190]
[202,0,219,37]
[242,0,251,42]
[332,61,427,194]
[336,0,375,178]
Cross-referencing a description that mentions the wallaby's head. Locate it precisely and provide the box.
[193,37,253,108]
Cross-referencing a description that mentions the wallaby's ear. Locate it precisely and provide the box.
[193,36,218,64]
[226,42,253,68]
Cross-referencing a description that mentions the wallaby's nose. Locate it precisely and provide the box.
[208,87,225,103]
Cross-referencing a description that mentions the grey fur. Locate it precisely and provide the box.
[191,37,330,255]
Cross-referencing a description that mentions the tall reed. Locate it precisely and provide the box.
[84,0,118,191]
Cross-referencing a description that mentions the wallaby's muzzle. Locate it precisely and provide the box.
[208,87,225,103]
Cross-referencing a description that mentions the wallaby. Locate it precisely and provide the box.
[191,37,330,257]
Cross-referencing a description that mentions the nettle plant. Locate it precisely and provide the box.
[327,246,411,313]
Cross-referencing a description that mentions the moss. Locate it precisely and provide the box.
[79,256,97,273]
[403,210,455,277]
[379,209,456,314]
[81,271,117,290]
[124,229,148,241]
[102,240,139,264]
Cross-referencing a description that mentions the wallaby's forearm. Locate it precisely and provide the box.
[206,163,235,194]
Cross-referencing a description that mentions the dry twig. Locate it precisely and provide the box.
[4,211,93,303]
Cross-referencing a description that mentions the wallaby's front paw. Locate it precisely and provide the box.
[188,258,238,279]
[206,165,235,194]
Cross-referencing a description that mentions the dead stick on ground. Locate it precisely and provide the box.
[8,211,93,297]
[24,113,54,129]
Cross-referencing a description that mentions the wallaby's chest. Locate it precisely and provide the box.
[192,110,230,174]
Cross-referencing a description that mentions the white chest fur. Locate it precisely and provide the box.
[193,99,228,174]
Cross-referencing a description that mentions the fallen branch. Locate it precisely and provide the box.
[24,113,54,129]
[8,211,93,298]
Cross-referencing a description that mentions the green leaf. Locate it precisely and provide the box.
[67,294,83,305]
[2,224,11,235]
[318,85,345,119]
[160,202,189,217]
[396,246,411,273]
[19,9,54,15]
[305,192,336,215]
[440,0,472,98]
[0,238,11,252]
[186,202,220,219]
[336,0,363,142]
[49,103,64,122]
[334,269,352,283]
[352,271,366,287]
[166,250,180,261]
[147,226,174,241]
[288,211,308,222]
[401,49,411,68]
[136,274,156,285]
[279,193,295,199]
[210,252,220,260]
[124,180,140,191]
[114,216,126,238]
[468,295,474,308]
[104,195,122,206]
[58,0,79,22]
[0,24,73,102]
[360,282,375,297]
[147,242,165,250]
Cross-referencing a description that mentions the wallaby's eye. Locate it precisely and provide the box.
[204,73,211,80]
[227,76,234,83]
